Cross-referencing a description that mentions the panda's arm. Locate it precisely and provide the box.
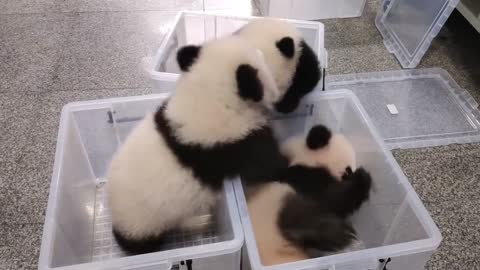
[318,167,372,218]
[239,127,290,185]
[275,165,338,198]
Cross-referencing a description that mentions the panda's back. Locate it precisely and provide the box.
[107,113,216,238]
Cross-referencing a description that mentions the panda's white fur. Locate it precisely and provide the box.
[282,133,356,178]
[107,36,282,254]
[247,131,360,266]
[108,114,217,239]
[165,39,279,146]
[237,18,321,113]
[238,18,303,97]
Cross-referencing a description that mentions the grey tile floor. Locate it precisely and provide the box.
[1,0,479,269]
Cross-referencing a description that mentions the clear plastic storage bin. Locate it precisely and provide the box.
[376,0,460,68]
[144,11,326,93]
[327,68,480,149]
[39,94,243,270]
[256,0,367,20]
[234,89,442,270]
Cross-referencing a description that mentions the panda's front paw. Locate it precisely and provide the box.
[341,166,354,180]
[343,167,372,195]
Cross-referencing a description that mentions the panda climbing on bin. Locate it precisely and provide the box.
[237,18,322,114]
[107,35,300,255]
[247,125,372,265]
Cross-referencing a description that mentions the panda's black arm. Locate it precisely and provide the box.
[274,165,339,199]
[319,167,372,218]
[239,127,290,185]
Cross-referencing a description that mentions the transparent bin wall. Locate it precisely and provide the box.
[235,90,441,270]
[258,0,367,20]
[39,95,242,270]
[147,11,325,93]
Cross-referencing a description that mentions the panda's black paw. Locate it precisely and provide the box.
[341,166,354,180]
[343,167,372,197]
[306,125,331,150]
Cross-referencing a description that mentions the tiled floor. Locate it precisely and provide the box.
[1,0,480,269]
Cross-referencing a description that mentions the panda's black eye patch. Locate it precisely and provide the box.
[276,37,295,58]
[236,64,263,102]
[306,125,331,150]
[177,45,201,72]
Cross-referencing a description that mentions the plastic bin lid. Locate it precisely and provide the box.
[376,0,459,68]
[327,68,480,149]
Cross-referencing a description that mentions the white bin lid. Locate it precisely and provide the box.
[376,0,459,68]
[327,68,480,149]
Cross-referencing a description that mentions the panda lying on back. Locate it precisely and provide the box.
[237,18,321,113]
[248,125,372,265]
[107,36,290,255]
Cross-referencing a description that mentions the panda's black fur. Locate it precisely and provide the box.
[154,104,289,191]
[275,40,321,113]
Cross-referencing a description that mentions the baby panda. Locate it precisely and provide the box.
[107,35,290,255]
[247,125,372,266]
[236,18,321,113]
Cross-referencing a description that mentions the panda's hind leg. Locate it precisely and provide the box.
[113,227,173,255]
[278,194,357,258]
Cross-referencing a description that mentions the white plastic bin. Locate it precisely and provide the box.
[257,0,367,20]
[39,94,243,270]
[234,89,442,270]
[144,11,326,93]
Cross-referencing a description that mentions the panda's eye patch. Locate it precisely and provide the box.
[276,37,295,59]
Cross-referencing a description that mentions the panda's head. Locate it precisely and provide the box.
[165,36,281,145]
[237,18,321,113]
[281,125,356,179]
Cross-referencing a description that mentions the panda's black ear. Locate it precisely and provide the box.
[177,45,201,71]
[306,125,331,150]
[236,64,263,102]
[276,37,295,59]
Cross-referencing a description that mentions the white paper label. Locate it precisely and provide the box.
[387,104,398,115]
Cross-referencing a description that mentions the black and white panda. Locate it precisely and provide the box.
[247,125,372,266]
[107,35,291,255]
[237,18,322,114]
